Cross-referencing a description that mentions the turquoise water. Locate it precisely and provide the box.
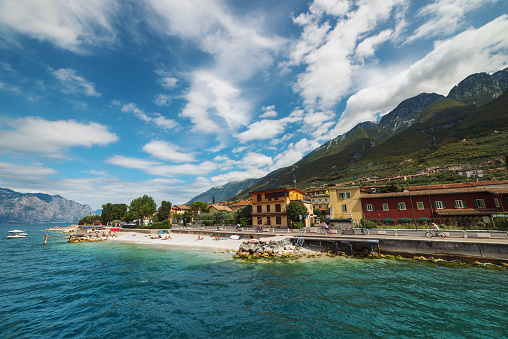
[1,224,507,339]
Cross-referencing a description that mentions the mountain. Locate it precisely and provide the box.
[447,68,508,106]
[191,67,508,202]
[0,188,94,223]
[188,178,260,204]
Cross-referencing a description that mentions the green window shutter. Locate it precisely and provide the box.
[433,202,438,209]
[453,201,457,208]
[442,201,446,209]
[463,200,467,208]
[474,200,478,208]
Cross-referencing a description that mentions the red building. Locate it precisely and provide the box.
[361,185,508,227]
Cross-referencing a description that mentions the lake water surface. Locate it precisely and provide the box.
[1,223,507,338]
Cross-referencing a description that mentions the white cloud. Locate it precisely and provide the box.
[180,71,250,133]
[117,101,178,130]
[259,105,278,118]
[0,0,117,52]
[0,117,118,158]
[271,138,321,170]
[355,29,393,61]
[326,14,508,138]
[51,68,101,97]
[0,161,57,180]
[142,140,196,163]
[160,76,178,90]
[148,0,286,134]
[153,94,172,106]
[106,155,218,177]
[406,0,498,43]
[235,119,287,143]
[289,0,406,110]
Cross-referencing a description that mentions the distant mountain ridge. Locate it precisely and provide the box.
[0,188,94,223]
[188,178,260,204]
[190,67,508,202]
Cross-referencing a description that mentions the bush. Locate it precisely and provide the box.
[398,218,414,224]
[493,215,508,230]
[145,220,172,229]
[417,217,431,224]
[360,218,378,229]
[292,222,304,229]
[476,222,486,228]
[381,218,395,225]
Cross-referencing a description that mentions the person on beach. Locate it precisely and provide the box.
[432,223,440,236]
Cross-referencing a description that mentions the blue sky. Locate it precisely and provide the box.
[0,0,507,210]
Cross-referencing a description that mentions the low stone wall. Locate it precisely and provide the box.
[376,238,508,261]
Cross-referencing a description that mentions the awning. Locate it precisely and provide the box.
[111,227,120,231]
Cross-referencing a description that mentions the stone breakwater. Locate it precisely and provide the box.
[236,238,303,258]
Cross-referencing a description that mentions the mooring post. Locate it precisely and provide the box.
[43,234,48,245]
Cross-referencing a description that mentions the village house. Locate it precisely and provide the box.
[208,204,233,213]
[230,200,251,212]
[360,181,508,227]
[328,186,365,224]
[250,187,313,228]
[305,186,330,212]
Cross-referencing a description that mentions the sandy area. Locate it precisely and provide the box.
[110,231,244,251]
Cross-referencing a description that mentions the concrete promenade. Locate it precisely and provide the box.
[160,226,508,262]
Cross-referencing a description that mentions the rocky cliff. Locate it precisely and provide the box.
[0,188,94,223]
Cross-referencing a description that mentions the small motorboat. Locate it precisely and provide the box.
[7,230,28,239]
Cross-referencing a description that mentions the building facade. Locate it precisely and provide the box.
[361,186,508,227]
[328,186,364,224]
[305,187,330,212]
[250,188,313,228]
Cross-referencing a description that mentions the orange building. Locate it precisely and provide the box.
[250,187,313,228]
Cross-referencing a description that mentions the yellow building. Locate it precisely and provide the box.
[305,187,330,212]
[328,186,364,225]
[250,188,313,228]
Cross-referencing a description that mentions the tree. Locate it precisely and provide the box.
[157,201,172,221]
[236,205,252,225]
[129,195,156,224]
[191,201,208,212]
[287,201,308,226]
[313,208,322,217]
[101,203,128,225]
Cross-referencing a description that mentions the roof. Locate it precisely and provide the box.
[173,204,191,210]
[208,204,233,212]
[360,186,508,199]
[249,187,306,195]
[407,180,508,191]
[231,201,250,207]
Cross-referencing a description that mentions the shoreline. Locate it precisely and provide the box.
[110,231,245,252]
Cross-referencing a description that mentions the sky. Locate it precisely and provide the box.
[0,0,507,210]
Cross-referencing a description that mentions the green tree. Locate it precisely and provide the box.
[79,214,101,225]
[235,205,252,225]
[287,201,308,227]
[191,201,208,212]
[157,201,172,221]
[313,208,322,217]
[129,195,157,223]
[101,203,128,225]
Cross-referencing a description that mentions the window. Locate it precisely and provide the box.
[382,203,389,211]
[365,204,374,211]
[474,199,486,208]
[266,205,271,212]
[416,201,424,210]
[434,201,445,209]
[257,205,262,213]
[275,204,281,212]
[257,217,262,224]
[312,199,315,203]
[324,199,328,203]
[266,217,271,225]
[276,216,281,225]
[318,199,321,203]
[494,198,500,208]
[453,200,466,208]
[339,192,351,199]
[257,194,262,202]
[397,202,406,211]
[342,204,347,212]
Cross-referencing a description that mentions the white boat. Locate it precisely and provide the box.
[7,230,27,239]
